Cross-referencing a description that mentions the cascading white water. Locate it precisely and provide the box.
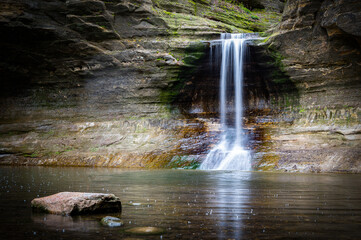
[200,33,255,170]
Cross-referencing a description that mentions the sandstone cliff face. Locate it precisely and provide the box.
[1,0,359,173]
[0,0,281,168]
[260,0,361,172]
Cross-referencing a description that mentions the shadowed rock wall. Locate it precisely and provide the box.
[259,0,361,172]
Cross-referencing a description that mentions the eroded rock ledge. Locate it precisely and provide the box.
[258,0,361,172]
[0,0,360,173]
[1,0,281,168]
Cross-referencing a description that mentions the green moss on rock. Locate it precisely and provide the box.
[160,41,206,105]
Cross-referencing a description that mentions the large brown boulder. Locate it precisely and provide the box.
[31,192,122,215]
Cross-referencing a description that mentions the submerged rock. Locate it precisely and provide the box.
[31,192,122,215]
[124,227,165,235]
[101,216,123,227]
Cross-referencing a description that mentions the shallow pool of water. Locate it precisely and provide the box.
[0,166,360,239]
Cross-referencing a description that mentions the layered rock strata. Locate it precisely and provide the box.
[257,0,361,172]
[0,0,280,168]
[1,0,359,173]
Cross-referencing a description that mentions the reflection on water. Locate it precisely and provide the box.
[31,213,103,232]
[212,173,250,239]
[0,167,361,239]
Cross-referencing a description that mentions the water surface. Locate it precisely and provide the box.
[0,167,360,239]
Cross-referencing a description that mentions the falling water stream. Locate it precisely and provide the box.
[200,33,258,170]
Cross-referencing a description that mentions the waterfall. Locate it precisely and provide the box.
[200,33,256,171]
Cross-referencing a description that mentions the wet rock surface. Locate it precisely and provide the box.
[255,0,361,172]
[0,0,359,172]
[0,0,281,169]
[31,192,122,215]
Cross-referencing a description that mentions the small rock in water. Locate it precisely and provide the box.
[124,227,165,235]
[101,216,123,227]
[31,192,122,215]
